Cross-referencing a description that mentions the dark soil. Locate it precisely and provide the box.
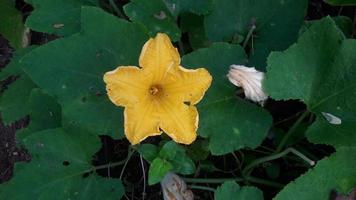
[0,0,355,199]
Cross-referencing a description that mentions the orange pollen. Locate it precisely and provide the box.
[149,85,162,96]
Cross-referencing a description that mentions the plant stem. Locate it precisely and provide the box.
[189,185,216,192]
[108,0,127,19]
[242,24,256,48]
[140,155,146,200]
[91,159,127,171]
[242,147,315,177]
[184,177,244,184]
[119,148,135,179]
[178,40,185,55]
[245,176,284,188]
[184,176,282,188]
[276,111,310,153]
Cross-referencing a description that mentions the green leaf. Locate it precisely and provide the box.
[159,141,195,175]
[0,0,26,49]
[186,139,210,161]
[0,128,124,199]
[182,43,272,155]
[332,16,353,38]
[137,144,159,163]
[324,0,356,5]
[0,75,36,123]
[21,7,149,139]
[0,47,37,124]
[300,16,353,38]
[204,0,308,70]
[0,46,37,80]
[264,17,356,148]
[162,0,213,17]
[274,147,356,200]
[25,0,98,36]
[124,0,213,42]
[148,157,173,185]
[180,13,211,50]
[215,181,264,200]
[124,0,181,41]
[16,89,61,140]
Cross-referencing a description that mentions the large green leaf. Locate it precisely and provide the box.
[204,0,308,70]
[0,47,37,124]
[25,0,98,36]
[21,7,149,139]
[215,181,264,200]
[0,0,26,49]
[182,43,272,155]
[274,147,356,200]
[0,128,124,199]
[264,17,356,148]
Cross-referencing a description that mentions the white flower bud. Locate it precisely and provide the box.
[227,65,268,105]
[161,172,193,200]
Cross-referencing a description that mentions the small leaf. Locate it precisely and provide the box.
[215,181,264,200]
[148,157,173,185]
[274,147,356,200]
[137,144,159,163]
[186,139,210,161]
[159,141,196,175]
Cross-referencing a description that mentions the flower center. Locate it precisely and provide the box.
[149,85,162,96]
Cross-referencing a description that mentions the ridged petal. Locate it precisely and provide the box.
[159,98,198,145]
[103,66,152,107]
[139,33,180,82]
[163,66,212,105]
[124,99,161,144]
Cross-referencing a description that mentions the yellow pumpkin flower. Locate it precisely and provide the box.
[103,33,212,145]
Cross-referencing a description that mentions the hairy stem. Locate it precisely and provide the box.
[184,177,244,184]
[189,185,216,192]
[276,111,310,153]
[242,147,315,177]
[242,24,256,48]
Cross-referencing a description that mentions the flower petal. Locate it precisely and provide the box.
[103,66,152,107]
[163,66,212,105]
[159,99,198,145]
[139,33,180,81]
[124,100,161,144]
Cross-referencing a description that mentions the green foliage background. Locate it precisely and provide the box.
[0,0,355,199]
